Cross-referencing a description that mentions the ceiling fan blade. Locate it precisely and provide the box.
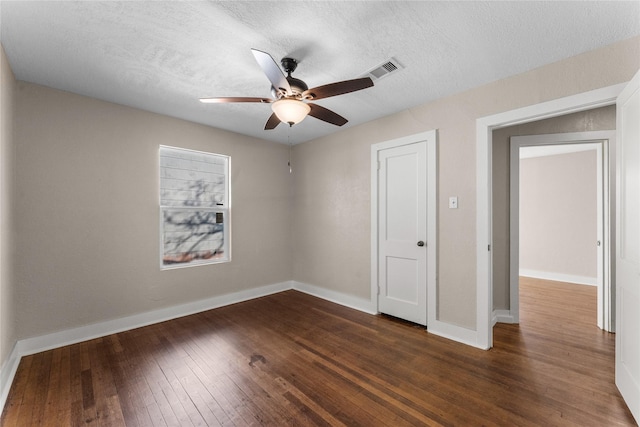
[251,48,292,96]
[264,112,281,130]
[199,97,273,104]
[307,103,348,127]
[303,77,373,100]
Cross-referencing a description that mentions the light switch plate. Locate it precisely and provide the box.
[449,196,458,209]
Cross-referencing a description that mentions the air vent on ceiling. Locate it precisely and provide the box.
[363,58,404,82]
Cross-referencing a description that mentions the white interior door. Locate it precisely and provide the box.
[616,68,640,423]
[377,141,427,325]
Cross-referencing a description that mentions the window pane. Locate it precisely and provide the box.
[160,146,230,268]
[162,209,226,266]
[160,146,227,208]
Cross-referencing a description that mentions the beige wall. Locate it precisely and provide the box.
[292,37,639,330]
[4,36,640,342]
[14,83,292,339]
[520,150,598,278]
[491,106,616,309]
[292,135,371,296]
[0,45,16,366]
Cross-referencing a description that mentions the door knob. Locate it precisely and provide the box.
[417,241,425,247]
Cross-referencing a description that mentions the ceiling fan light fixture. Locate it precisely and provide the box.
[271,99,310,126]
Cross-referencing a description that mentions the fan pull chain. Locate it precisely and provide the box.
[288,135,292,174]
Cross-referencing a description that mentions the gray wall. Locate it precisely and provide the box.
[491,106,615,310]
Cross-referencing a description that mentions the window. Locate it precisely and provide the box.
[159,146,230,268]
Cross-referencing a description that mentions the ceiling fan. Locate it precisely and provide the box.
[199,49,374,130]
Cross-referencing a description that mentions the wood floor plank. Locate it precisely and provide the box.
[42,348,63,423]
[2,279,637,426]
[68,344,85,427]
[27,352,53,426]
[87,338,126,426]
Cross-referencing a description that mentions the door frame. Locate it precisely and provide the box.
[371,130,437,326]
[509,132,614,331]
[476,83,626,349]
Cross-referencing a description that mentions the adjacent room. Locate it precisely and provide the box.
[1,1,639,425]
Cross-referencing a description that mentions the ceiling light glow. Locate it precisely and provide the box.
[271,99,311,126]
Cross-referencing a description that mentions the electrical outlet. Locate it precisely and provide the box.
[449,196,458,209]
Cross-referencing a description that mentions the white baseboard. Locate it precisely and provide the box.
[427,320,487,349]
[519,269,597,286]
[1,279,494,412]
[292,281,492,349]
[15,281,293,358]
[0,343,21,414]
[492,309,516,326]
[0,280,292,412]
[292,281,377,314]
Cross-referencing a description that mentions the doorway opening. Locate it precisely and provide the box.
[509,133,614,332]
[475,83,625,349]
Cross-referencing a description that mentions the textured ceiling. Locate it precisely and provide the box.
[1,1,639,144]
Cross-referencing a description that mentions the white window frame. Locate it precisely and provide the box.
[159,145,231,269]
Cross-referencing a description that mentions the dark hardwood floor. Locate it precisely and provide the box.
[2,278,636,426]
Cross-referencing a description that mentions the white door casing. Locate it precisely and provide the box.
[615,69,640,424]
[509,133,612,331]
[371,130,437,328]
[477,83,625,350]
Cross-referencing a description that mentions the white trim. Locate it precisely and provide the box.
[509,137,521,324]
[615,68,640,425]
[426,133,438,331]
[476,83,625,349]
[427,322,480,348]
[519,269,597,286]
[476,118,493,350]
[159,145,231,269]
[16,281,291,357]
[371,130,438,329]
[370,145,378,313]
[0,343,21,414]
[291,281,377,314]
[292,280,488,349]
[520,143,599,159]
[492,309,516,326]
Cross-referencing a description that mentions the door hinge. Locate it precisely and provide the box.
[377,161,381,171]
[488,244,491,251]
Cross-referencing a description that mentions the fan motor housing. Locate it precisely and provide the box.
[271,77,308,99]
[271,57,308,98]
[287,76,308,94]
